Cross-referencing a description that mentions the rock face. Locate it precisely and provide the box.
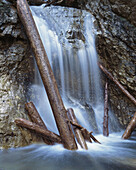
[0,0,42,149]
[85,0,136,127]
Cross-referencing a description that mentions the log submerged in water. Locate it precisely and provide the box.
[89,132,101,144]
[122,112,136,139]
[103,80,109,137]
[81,128,92,143]
[25,102,54,145]
[17,0,77,150]
[70,121,92,143]
[98,63,136,106]
[67,108,88,150]
[15,118,62,144]
[70,120,101,144]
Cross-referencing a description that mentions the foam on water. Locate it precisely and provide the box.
[0,132,136,170]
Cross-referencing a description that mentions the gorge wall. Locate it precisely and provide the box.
[84,0,136,127]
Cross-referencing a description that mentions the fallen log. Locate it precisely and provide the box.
[25,102,54,145]
[67,108,88,150]
[15,118,62,144]
[98,63,136,106]
[70,121,92,142]
[25,102,47,129]
[70,121,92,143]
[103,80,109,137]
[89,132,101,144]
[122,112,136,139]
[17,0,77,150]
[81,128,92,143]
[70,121,101,144]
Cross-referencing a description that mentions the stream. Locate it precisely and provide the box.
[0,5,136,170]
[0,133,136,170]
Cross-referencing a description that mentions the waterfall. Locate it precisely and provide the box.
[29,5,120,134]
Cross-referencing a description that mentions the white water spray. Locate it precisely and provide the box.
[30,5,120,134]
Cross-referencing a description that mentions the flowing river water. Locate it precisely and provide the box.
[0,5,136,170]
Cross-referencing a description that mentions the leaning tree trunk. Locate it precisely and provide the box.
[15,118,62,143]
[103,81,109,137]
[98,63,136,106]
[70,121,101,144]
[25,102,54,145]
[67,108,88,150]
[122,112,136,139]
[17,0,77,150]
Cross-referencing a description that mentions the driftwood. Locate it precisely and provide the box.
[81,128,92,143]
[122,112,136,139]
[67,108,88,150]
[17,0,77,150]
[25,102,47,129]
[70,120,101,144]
[103,81,109,137]
[89,132,101,144]
[15,118,62,143]
[98,63,136,106]
[25,102,54,145]
[70,121,92,142]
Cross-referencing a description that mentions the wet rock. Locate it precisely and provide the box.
[109,0,136,27]
[0,2,42,149]
[0,4,24,38]
[85,0,136,127]
[83,102,99,133]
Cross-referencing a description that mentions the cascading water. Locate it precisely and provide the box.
[0,5,136,170]
[30,5,119,133]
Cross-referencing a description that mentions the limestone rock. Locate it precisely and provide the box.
[0,1,42,149]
